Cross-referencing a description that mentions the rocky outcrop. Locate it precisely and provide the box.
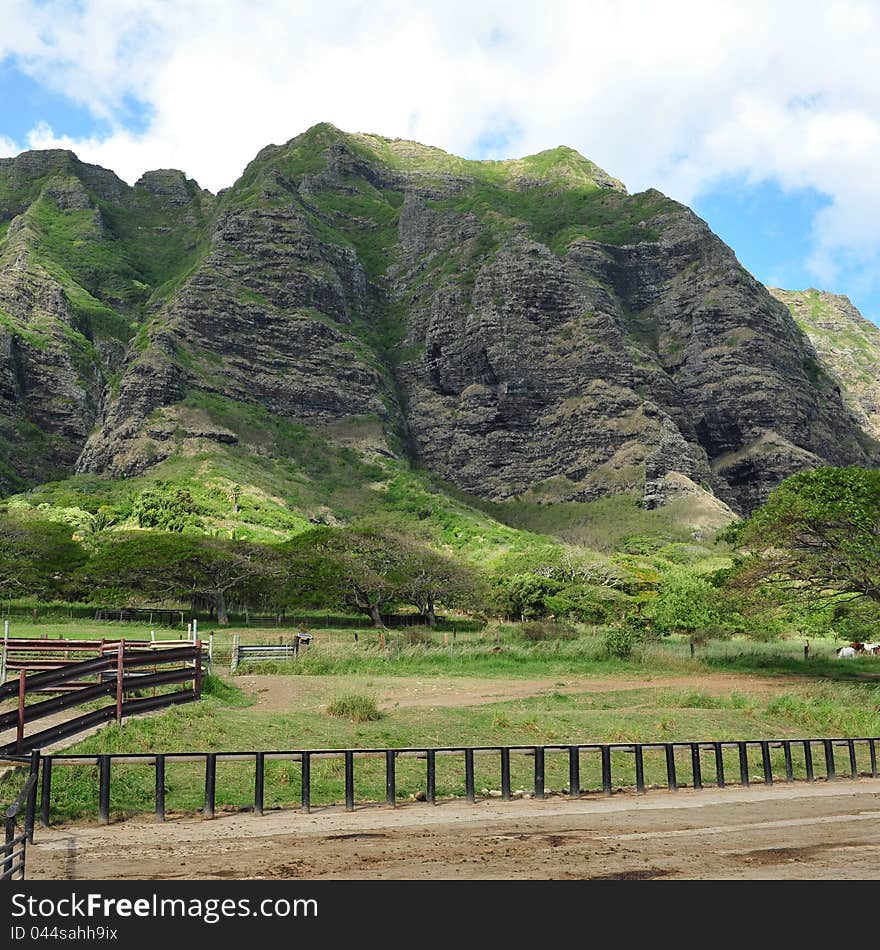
[769,287,880,442]
[1,124,877,511]
[0,149,213,491]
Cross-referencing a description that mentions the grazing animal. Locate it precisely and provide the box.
[862,642,880,655]
[837,646,857,658]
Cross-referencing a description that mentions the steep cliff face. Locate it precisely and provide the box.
[0,149,212,493]
[2,125,877,512]
[769,287,880,442]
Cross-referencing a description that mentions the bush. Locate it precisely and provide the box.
[326,693,383,722]
[603,623,642,659]
[544,584,622,624]
[402,628,433,646]
[519,621,577,641]
[647,569,724,636]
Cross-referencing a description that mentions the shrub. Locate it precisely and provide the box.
[402,628,433,646]
[603,622,643,659]
[519,620,577,641]
[326,693,383,722]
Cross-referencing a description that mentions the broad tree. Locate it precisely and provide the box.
[280,527,409,626]
[729,466,880,606]
[82,532,282,623]
[0,512,87,602]
[394,538,480,625]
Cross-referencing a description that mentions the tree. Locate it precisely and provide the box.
[731,467,880,606]
[0,512,87,602]
[280,527,410,626]
[394,538,480,625]
[81,533,282,623]
[647,570,724,637]
[495,573,563,620]
[279,527,480,626]
[131,483,203,532]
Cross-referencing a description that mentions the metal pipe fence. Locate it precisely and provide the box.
[11,736,878,827]
[0,642,203,754]
[2,752,39,880]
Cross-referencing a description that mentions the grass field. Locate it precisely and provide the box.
[2,619,879,822]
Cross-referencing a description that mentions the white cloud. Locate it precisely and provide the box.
[3,0,880,297]
[0,135,21,157]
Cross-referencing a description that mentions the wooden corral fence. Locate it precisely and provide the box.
[0,635,195,685]
[0,640,203,754]
[229,633,313,672]
[1,758,38,880]
[16,735,880,826]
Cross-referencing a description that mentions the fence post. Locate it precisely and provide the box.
[204,753,216,819]
[870,739,878,778]
[691,743,703,790]
[665,744,677,791]
[155,755,165,822]
[230,634,240,674]
[254,752,264,816]
[568,746,580,799]
[601,745,612,795]
[16,670,26,754]
[634,744,645,792]
[500,748,511,801]
[25,749,39,843]
[115,642,124,725]
[783,741,794,782]
[39,758,52,827]
[738,742,750,785]
[760,741,772,785]
[208,635,214,676]
[714,743,725,788]
[426,749,436,804]
[804,740,814,782]
[823,739,836,780]
[98,756,111,825]
[301,752,311,814]
[464,749,475,803]
[386,750,396,806]
[847,739,857,779]
[534,747,545,799]
[194,640,202,699]
[345,751,355,811]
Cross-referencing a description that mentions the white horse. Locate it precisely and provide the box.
[837,646,856,658]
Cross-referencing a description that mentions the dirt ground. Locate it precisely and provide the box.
[26,779,880,880]
[234,671,800,712]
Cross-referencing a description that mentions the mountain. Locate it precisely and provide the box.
[0,123,877,518]
[768,288,880,442]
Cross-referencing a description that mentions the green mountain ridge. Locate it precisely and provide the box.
[0,123,877,546]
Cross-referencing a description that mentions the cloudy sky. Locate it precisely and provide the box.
[1,0,879,323]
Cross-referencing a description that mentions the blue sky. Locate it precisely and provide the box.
[1,0,878,325]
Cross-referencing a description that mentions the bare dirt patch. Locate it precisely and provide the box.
[233,672,799,713]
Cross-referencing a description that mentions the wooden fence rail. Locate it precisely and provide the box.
[2,753,38,881]
[12,735,878,826]
[0,641,203,754]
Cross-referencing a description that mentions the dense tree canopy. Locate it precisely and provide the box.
[81,532,282,623]
[0,512,87,601]
[730,467,880,605]
[279,527,479,625]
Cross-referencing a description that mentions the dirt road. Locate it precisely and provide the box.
[26,779,880,880]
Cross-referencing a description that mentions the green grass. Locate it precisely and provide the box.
[326,693,383,722]
[9,654,878,822]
